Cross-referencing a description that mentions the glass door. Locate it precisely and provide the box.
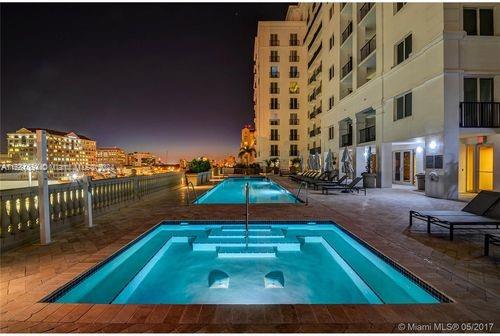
[393,150,413,184]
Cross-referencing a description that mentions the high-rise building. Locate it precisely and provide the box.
[258,3,500,199]
[127,152,157,166]
[97,147,127,167]
[253,5,308,168]
[6,127,97,165]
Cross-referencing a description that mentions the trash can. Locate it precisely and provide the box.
[416,173,425,191]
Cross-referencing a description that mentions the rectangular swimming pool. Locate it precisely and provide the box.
[44,221,448,305]
[194,176,300,204]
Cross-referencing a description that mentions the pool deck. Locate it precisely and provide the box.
[1,176,499,333]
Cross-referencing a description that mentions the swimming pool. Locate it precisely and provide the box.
[194,177,300,204]
[45,221,448,304]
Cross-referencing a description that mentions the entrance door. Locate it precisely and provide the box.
[393,150,413,184]
[478,146,494,191]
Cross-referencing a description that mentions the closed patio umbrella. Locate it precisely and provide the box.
[325,149,334,173]
[341,149,354,178]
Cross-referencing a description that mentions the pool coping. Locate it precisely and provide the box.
[40,219,452,305]
[192,176,305,205]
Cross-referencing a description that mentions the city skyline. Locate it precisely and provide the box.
[0,3,289,162]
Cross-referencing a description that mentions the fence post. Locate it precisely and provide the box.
[36,130,51,245]
[83,176,93,227]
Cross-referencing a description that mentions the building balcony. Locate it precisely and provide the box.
[341,22,353,45]
[270,40,280,46]
[341,58,353,79]
[289,104,299,110]
[289,150,299,156]
[340,133,353,147]
[360,35,376,62]
[289,56,300,62]
[270,150,280,157]
[289,135,299,141]
[270,135,280,141]
[289,72,299,78]
[309,128,321,137]
[358,125,376,143]
[359,2,374,22]
[270,88,280,94]
[289,119,299,125]
[270,103,280,109]
[270,56,280,62]
[289,39,300,46]
[460,102,500,128]
[270,72,280,78]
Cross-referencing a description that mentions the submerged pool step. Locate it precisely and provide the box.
[208,228,285,239]
[192,237,301,252]
[217,246,277,258]
[219,225,272,232]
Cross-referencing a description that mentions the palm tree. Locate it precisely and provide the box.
[238,145,256,166]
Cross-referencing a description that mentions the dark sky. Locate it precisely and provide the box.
[1,3,289,162]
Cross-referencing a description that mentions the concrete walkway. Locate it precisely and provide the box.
[0,178,498,333]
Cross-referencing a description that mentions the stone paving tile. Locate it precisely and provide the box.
[1,180,499,332]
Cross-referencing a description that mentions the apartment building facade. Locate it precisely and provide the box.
[253,6,308,167]
[264,3,500,199]
[97,147,127,167]
[7,128,97,165]
[127,152,157,166]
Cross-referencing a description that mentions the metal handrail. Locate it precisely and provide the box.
[185,178,197,205]
[297,181,309,205]
[245,182,250,248]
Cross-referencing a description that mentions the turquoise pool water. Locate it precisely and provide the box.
[48,221,444,304]
[194,177,300,204]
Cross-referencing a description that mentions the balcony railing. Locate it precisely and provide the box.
[290,39,299,46]
[270,40,279,46]
[359,2,374,21]
[340,133,353,147]
[270,135,280,141]
[341,22,353,44]
[270,88,280,94]
[460,102,500,128]
[289,56,300,62]
[289,103,299,110]
[270,150,280,157]
[289,119,299,125]
[289,150,299,156]
[309,107,322,119]
[270,103,280,109]
[309,128,321,137]
[270,56,280,62]
[289,135,299,141]
[270,72,280,78]
[289,72,299,78]
[360,35,376,62]
[358,125,376,143]
[341,58,353,78]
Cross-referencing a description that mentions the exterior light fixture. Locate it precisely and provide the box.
[429,141,437,150]
[416,146,423,153]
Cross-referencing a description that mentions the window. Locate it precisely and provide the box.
[270,119,279,125]
[290,98,299,109]
[329,34,334,50]
[328,96,334,109]
[270,50,279,62]
[289,66,299,78]
[396,34,412,65]
[394,2,406,14]
[270,129,279,141]
[464,77,494,102]
[270,82,279,94]
[270,66,279,78]
[329,65,334,80]
[289,50,299,62]
[328,126,334,140]
[464,8,493,36]
[290,129,298,141]
[394,92,412,120]
[270,145,279,156]
[290,113,299,125]
[270,98,279,109]
[329,4,334,20]
[290,33,299,46]
[270,33,279,46]
[290,144,298,156]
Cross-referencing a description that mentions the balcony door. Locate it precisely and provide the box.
[464,77,494,102]
[393,150,413,184]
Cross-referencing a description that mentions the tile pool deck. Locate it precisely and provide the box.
[0,177,499,333]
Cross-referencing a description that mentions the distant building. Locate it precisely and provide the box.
[240,124,256,164]
[127,152,157,166]
[224,155,236,167]
[97,147,127,167]
[6,127,97,165]
[179,159,188,169]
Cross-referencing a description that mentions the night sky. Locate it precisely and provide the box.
[1,3,289,162]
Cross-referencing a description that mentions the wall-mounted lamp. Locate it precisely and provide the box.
[416,146,423,154]
[428,141,437,150]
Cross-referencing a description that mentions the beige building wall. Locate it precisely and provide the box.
[279,2,500,199]
[253,6,308,168]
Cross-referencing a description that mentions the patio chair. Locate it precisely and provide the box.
[321,176,365,195]
[310,174,347,190]
[409,191,500,241]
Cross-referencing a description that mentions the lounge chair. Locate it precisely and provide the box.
[300,171,330,184]
[292,171,320,182]
[290,171,315,182]
[409,190,500,241]
[484,233,500,256]
[321,176,366,195]
[310,174,347,190]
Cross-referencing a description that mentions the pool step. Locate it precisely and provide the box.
[192,237,301,252]
[217,246,277,258]
[208,228,285,239]
[219,225,272,232]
